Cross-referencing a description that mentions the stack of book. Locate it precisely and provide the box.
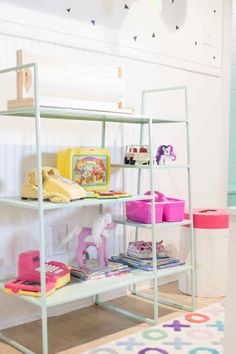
[71,262,130,281]
[109,254,185,271]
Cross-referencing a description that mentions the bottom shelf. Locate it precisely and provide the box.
[0,265,192,308]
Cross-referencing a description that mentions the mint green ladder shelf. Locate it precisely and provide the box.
[0,63,195,354]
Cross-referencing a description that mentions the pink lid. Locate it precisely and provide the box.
[184,208,229,229]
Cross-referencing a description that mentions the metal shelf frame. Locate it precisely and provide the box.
[0,63,195,354]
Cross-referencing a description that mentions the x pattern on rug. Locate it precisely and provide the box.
[83,302,225,354]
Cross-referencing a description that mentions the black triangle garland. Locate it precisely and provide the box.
[152,33,156,38]
[124,4,129,9]
[67,8,71,12]
[91,20,96,26]
[176,26,179,30]
[133,36,137,41]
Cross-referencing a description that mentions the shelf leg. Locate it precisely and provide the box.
[132,290,193,312]
[135,122,145,241]
[148,118,159,324]
[96,300,156,325]
[34,63,48,354]
[132,123,145,295]
[0,333,35,354]
[185,87,196,312]
[99,121,106,214]
[95,294,100,305]
[101,121,106,148]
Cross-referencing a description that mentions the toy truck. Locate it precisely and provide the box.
[124,145,150,165]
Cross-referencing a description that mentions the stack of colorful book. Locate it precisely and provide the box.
[109,254,185,271]
[71,262,130,281]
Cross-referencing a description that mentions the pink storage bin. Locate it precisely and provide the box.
[163,197,185,222]
[126,191,185,224]
[126,196,165,224]
[152,191,185,222]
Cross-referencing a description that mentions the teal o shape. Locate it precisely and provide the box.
[189,348,219,354]
[142,329,168,341]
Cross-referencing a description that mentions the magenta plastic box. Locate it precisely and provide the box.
[126,199,165,224]
[126,192,185,224]
[162,198,185,222]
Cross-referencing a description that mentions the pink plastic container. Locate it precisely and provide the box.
[163,197,185,222]
[126,191,185,224]
[126,198,165,224]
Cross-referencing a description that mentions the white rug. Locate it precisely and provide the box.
[83,302,225,354]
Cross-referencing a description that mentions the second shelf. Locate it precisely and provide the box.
[114,215,191,228]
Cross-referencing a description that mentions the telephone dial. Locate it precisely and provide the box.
[21,167,86,203]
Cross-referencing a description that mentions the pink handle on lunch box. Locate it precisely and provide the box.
[144,191,168,202]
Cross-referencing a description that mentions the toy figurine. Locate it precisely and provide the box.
[76,213,115,269]
[155,145,176,165]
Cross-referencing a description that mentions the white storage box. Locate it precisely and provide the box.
[179,208,229,297]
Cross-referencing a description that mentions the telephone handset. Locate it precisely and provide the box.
[21,167,86,203]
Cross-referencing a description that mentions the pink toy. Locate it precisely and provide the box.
[126,191,185,224]
[145,191,185,222]
[76,213,115,270]
[155,145,176,165]
[16,250,70,285]
[4,250,70,297]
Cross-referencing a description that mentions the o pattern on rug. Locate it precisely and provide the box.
[83,302,224,354]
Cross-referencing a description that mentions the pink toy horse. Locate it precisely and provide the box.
[76,213,114,270]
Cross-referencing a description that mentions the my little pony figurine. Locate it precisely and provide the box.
[155,145,176,165]
[76,213,115,269]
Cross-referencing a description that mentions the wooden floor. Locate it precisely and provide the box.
[0,282,223,354]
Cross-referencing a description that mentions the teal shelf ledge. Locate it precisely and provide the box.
[0,265,192,308]
[0,107,188,125]
[114,215,191,228]
[111,163,190,170]
[0,195,151,210]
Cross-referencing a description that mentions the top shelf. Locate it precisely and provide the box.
[0,107,188,125]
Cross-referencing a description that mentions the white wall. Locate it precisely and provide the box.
[0,0,231,329]
[228,0,236,205]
